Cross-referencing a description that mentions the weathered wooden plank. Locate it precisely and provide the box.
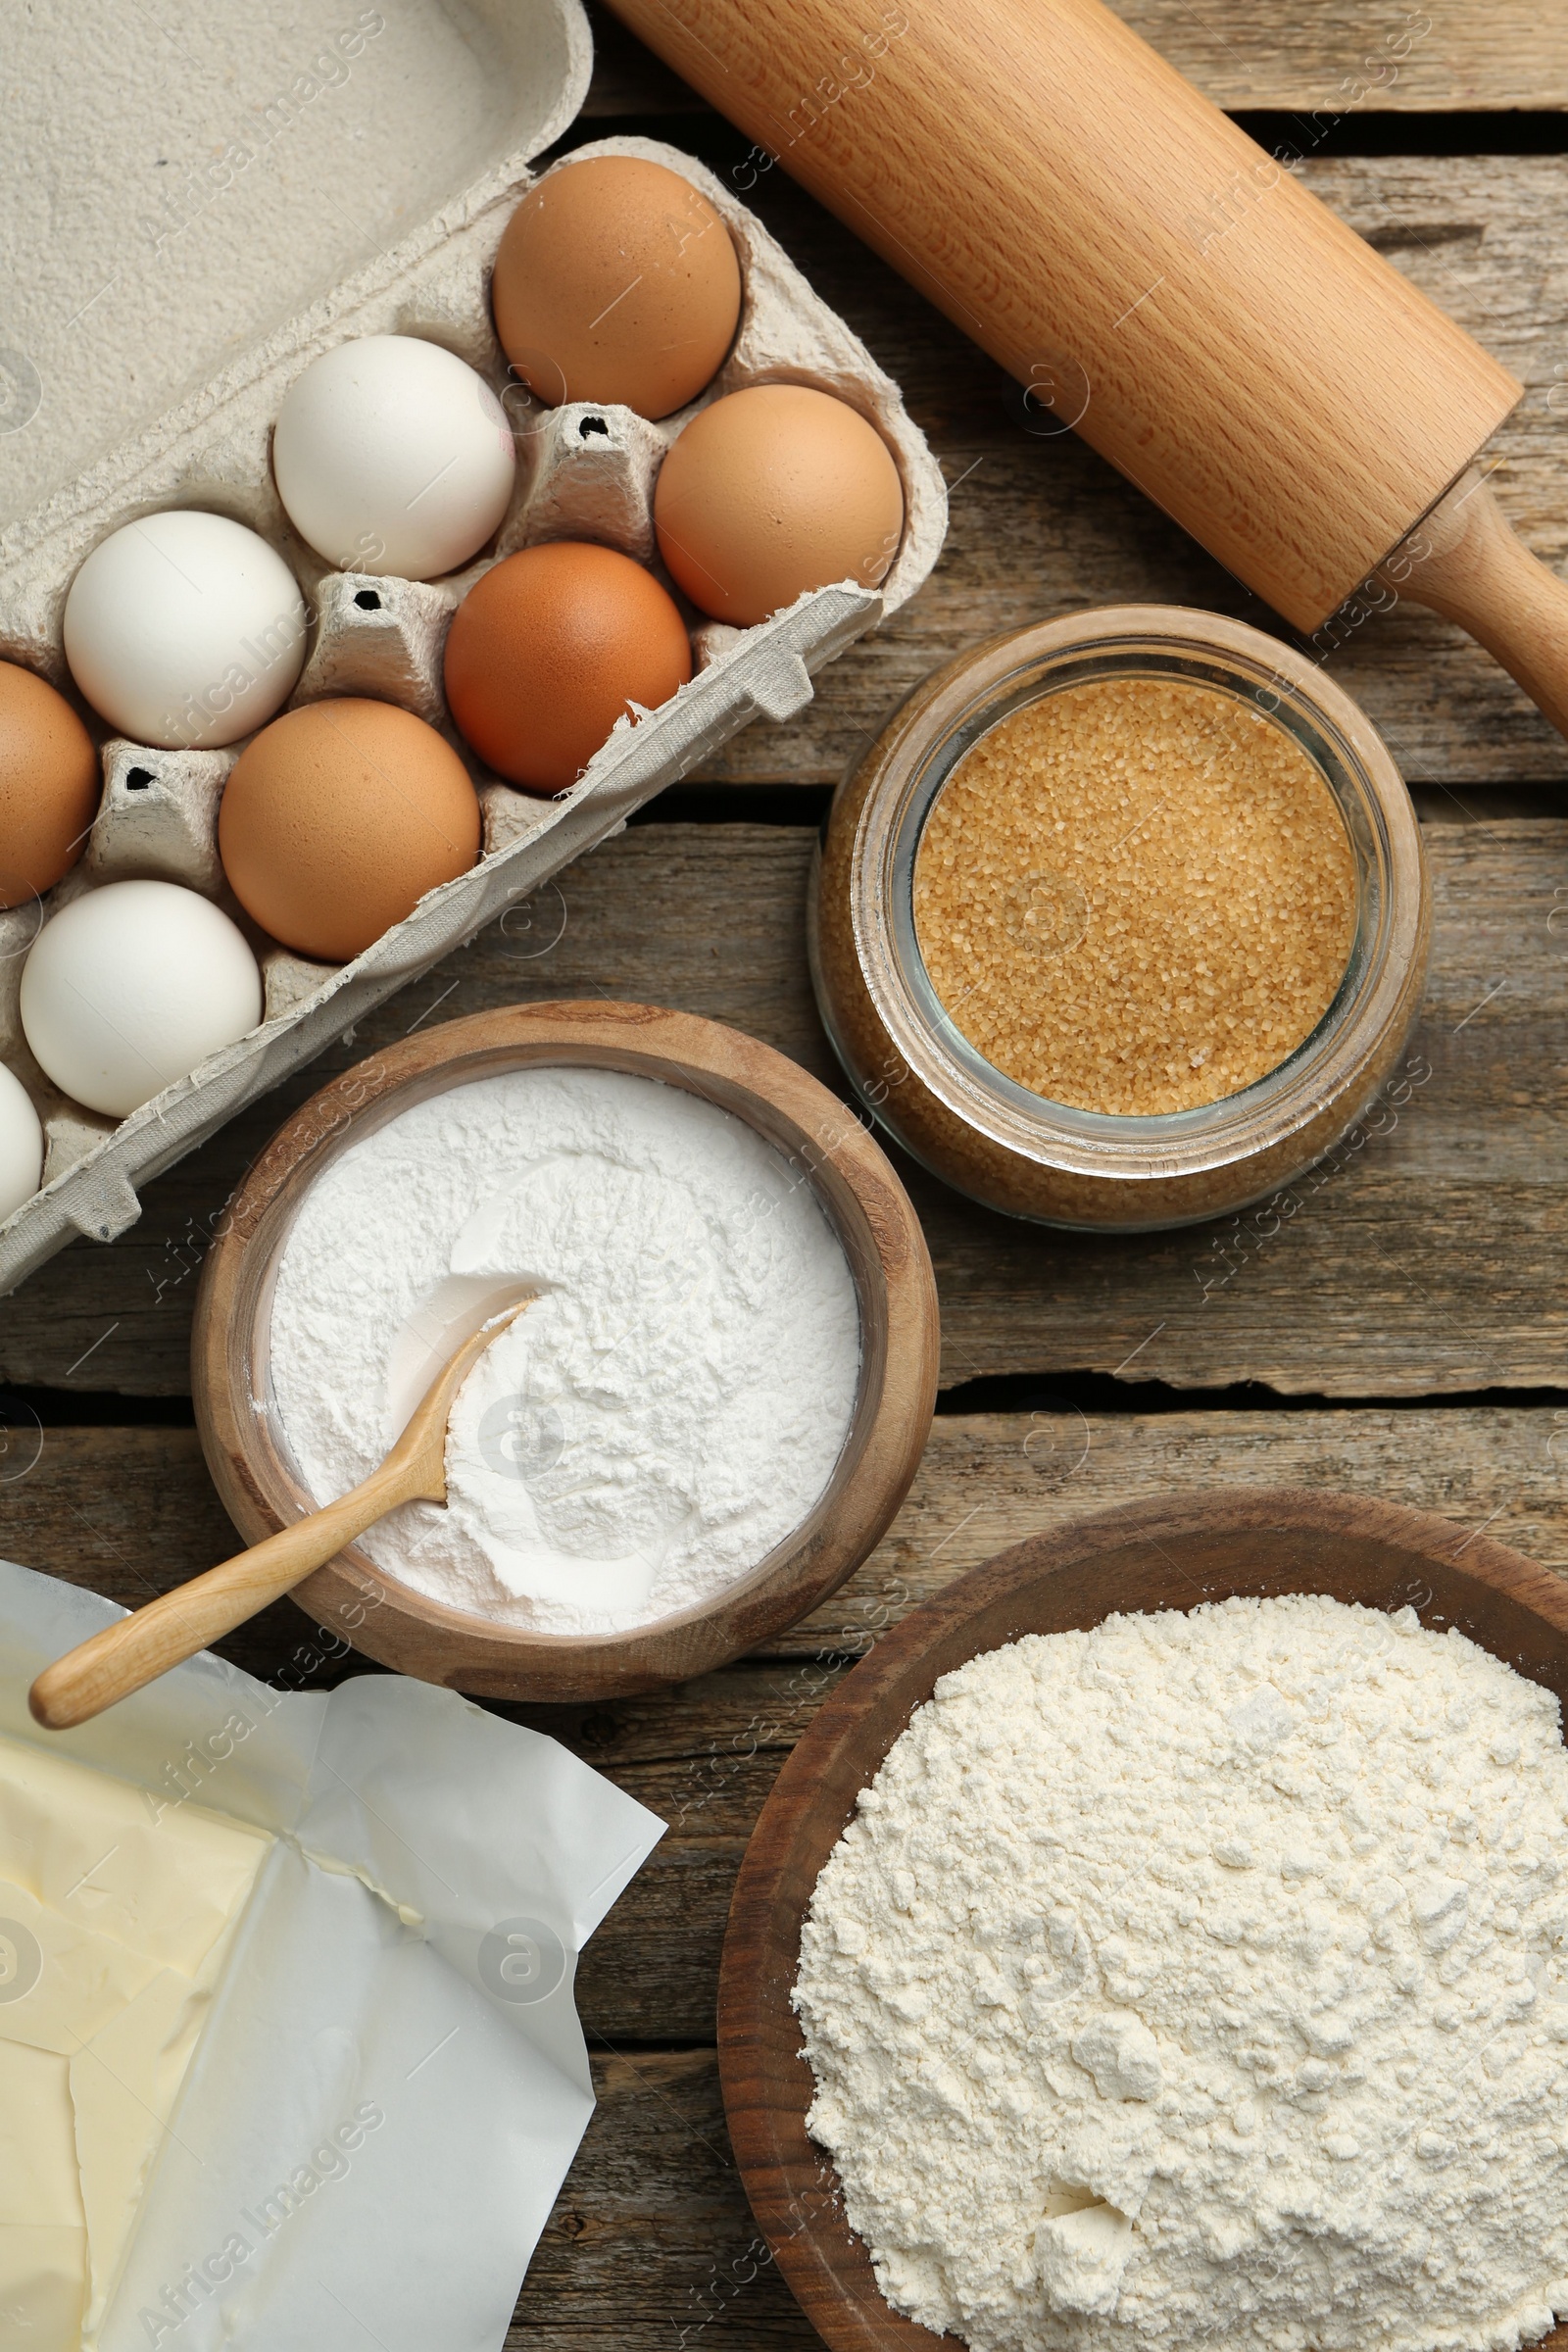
[2,817,1564,1397]
[581,0,1568,118]
[507,2050,815,2349]
[0,1425,344,1693]
[778,1403,1568,1649]
[33,1406,1568,1684]
[11,1406,1568,2044]
[656,154,1568,791]
[1115,0,1565,110]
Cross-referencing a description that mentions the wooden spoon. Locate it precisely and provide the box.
[28,1293,532,1732]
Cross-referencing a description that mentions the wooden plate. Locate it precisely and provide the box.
[717,1488,1568,2351]
[192,1000,939,1702]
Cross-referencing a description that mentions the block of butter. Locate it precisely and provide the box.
[0,1560,662,2352]
[0,1733,271,2348]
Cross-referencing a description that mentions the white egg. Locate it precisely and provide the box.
[21,880,263,1119]
[272,334,516,579]
[64,511,307,751]
[0,1062,43,1220]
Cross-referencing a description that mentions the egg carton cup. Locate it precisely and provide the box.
[0,40,947,1297]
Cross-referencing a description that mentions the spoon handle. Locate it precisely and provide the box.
[28,1455,428,1732]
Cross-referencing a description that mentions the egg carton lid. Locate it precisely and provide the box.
[0,3,591,550]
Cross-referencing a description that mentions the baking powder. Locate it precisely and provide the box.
[795,1594,1568,2351]
[269,1065,859,1633]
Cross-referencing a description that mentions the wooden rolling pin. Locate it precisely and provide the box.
[605,0,1568,737]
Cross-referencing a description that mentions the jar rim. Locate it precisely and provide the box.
[848,606,1429,1185]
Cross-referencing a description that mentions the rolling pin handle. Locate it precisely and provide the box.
[1380,467,1568,744]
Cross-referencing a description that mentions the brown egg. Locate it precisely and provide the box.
[0,660,99,908]
[492,155,742,420]
[219,699,480,962]
[654,384,905,626]
[444,542,692,796]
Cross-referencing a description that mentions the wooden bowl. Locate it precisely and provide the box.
[192,1000,939,1702]
[717,1488,1568,2352]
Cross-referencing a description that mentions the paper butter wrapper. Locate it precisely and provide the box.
[0,1560,663,2352]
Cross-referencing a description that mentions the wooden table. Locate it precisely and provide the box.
[5,8,1568,2343]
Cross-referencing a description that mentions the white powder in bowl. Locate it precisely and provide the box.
[268,1065,860,1635]
[795,1593,1568,2352]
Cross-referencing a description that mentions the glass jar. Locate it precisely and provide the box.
[809,606,1430,1231]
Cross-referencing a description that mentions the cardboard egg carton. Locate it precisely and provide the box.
[0,8,946,1297]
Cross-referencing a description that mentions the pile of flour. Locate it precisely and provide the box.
[268,1066,859,1634]
[795,1594,1568,2352]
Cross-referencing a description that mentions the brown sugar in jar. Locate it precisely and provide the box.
[911,675,1358,1116]
[811,610,1430,1230]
